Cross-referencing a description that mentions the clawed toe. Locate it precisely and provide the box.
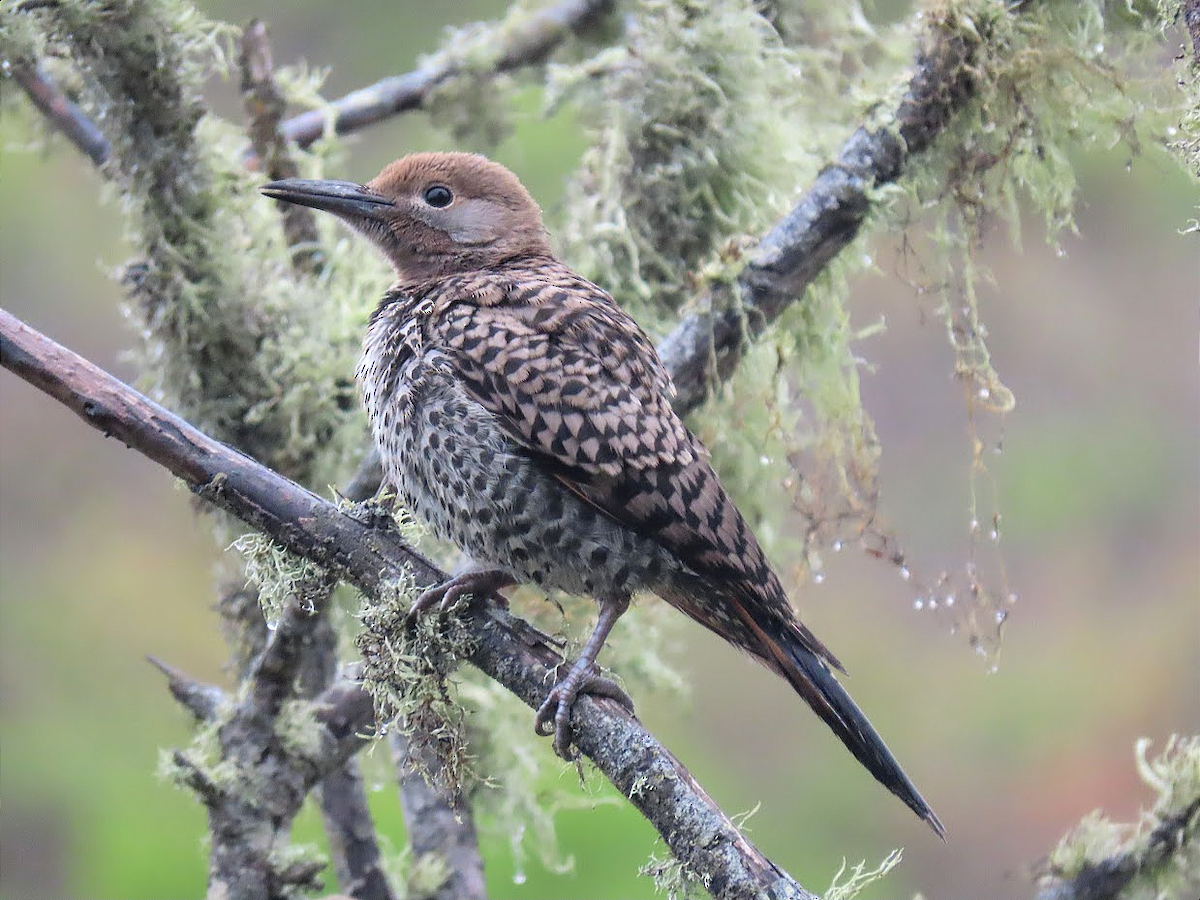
[534,667,635,759]
[406,569,514,624]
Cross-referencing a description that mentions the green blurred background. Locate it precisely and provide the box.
[1,2,1197,898]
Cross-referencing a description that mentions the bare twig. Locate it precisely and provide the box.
[239,20,322,274]
[1,308,819,900]
[8,63,110,166]
[266,0,616,156]
[147,655,226,721]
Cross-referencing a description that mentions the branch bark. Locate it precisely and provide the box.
[1,307,820,899]
[261,0,616,160]
[9,63,111,166]
[659,10,981,415]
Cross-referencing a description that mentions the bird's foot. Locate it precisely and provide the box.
[534,664,635,759]
[407,568,514,622]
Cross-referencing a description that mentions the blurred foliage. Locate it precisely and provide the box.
[0,1,1197,899]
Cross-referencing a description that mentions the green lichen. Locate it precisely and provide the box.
[642,848,709,900]
[8,0,380,492]
[355,571,480,797]
[407,850,452,899]
[230,532,327,627]
[275,697,332,762]
[825,849,903,900]
[862,0,1176,659]
[1040,736,1200,899]
[560,0,806,326]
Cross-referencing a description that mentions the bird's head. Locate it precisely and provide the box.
[261,151,550,281]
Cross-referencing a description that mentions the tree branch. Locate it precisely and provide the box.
[262,0,616,159]
[1033,797,1200,900]
[239,19,322,274]
[9,62,111,166]
[1,307,819,900]
[659,9,982,414]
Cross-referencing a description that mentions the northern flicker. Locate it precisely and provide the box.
[262,152,945,837]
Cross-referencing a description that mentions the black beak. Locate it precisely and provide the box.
[260,179,394,219]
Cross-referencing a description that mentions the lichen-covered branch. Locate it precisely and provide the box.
[239,19,322,275]
[1,307,819,900]
[8,62,110,165]
[265,0,616,157]
[658,4,985,415]
[1033,736,1200,900]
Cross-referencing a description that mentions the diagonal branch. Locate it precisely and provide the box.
[1,306,819,900]
[262,0,616,159]
[9,62,111,166]
[660,9,982,414]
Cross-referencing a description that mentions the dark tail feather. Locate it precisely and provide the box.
[777,633,946,839]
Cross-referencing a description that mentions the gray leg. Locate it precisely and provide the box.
[534,594,635,759]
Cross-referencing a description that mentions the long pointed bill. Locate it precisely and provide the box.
[260,179,394,220]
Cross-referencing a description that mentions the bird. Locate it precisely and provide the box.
[262,151,945,838]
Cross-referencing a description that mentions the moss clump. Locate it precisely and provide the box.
[230,532,328,628]
[560,0,805,326]
[356,572,480,797]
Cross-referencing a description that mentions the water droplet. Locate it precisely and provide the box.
[928,598,939,610]
[913,599,924,611]
[265,618,278,631]
[969,518,980,533]
[813,571,826,584]
[861,253,873,266]
[759,454,771,466]
[899,566,911,581]
[832,540,843,552]
[986,664,999,675]
[994,609,1008,625]
[1166,125,1178,137]
[513,871,527,885]
[945,594,955,607]
[1,60,11,75]
[1007,592,1018,605]
[989,528,999,541]
[977,387,991,400]
[1055,247,1067,258]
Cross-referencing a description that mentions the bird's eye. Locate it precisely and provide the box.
[423,185,453,208]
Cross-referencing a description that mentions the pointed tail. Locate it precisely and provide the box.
[772,623,946,839]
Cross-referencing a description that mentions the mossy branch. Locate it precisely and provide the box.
[7,62,110,164]
[657,2,984,415]
[1,307,820,900]
[259,0,617,161]
[1033,736,1200,900]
